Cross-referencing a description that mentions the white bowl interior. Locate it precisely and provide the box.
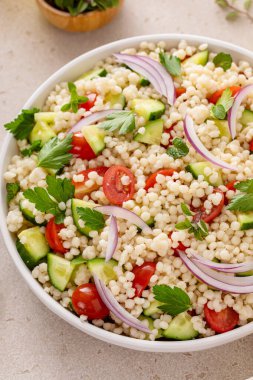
[1,34,253,352]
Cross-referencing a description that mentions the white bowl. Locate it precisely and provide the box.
[1,34,253,352]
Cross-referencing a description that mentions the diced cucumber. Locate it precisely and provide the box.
[214,120,231,140]
[19,200,46,226]
[186,162,223,186]
[29,121,56,146]
[71,199,96,237]
[81,125,105,155]
[143,300,163,317]
[34,112,57,125]
[139,315,162,339]
[162,312,198,340]
[238,212,253,230]
[76,68,107,82]
[184,51,209,66]
[134,119,163,145]
[87,258,117,284]
[131,99,165,121]
[48,253,73,291]
[17,227,49,269]
[139,77,150,86]
[240,109,253,127]
[104,93,126,108]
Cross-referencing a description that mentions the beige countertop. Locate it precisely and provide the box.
[1,1,253,379]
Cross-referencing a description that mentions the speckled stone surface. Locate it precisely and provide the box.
[1,1,253,379]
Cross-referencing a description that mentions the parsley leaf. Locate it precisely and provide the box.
[227,179,253,212]
[210,88,234,120]
[61,82,88,113]
[159,51,181,77]
[21,140,42,157]
[98,111,135,135]
[37,134,73,170]
[153,285,191,316]
[234,179,253,193]
[213,52,232,71]
[23,175,74,222]
[167,137,189,159]
[4,108,39,140]
[77,207,105,231]
[6,183,20,203]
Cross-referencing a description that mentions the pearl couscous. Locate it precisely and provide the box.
[4,40,253,341]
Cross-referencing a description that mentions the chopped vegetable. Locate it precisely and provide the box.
[102,165,135,205]
[132,262,156,297]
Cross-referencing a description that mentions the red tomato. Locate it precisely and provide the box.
[103,165,135,205]
[226,180,237,191]
[204,304,239,333]
[70,133,97,160]
[73,166,108,199]
[45,217,67,254]
[145,169,176,191]
[249,139,253,153]
[132,262,156,297]
[175,87,186,97]
[72,283,109,319]
[78,93,97,111]
[208,86,241,104]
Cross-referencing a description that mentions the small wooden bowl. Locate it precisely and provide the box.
[36,0,124,32]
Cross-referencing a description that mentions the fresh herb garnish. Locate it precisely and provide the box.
[53,0,119,16]
[153,285,191,316]
[4,108,39,140]
[210,88,234,120]
[167,137,189,159]
[215,0,253,23]
[213,52,232,71]
[159,51,181,77]
[98,111,135,135]
[61,82,87,113]
[227,179,253,212]
[76,207,105,231]
[21,140,42,157]
[176,203,209,241]
[6,183,20,203]
[37,134,73,170]
[23,176,74,223]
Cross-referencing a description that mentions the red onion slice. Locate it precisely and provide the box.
[228,84,253,139]
[94,205,152,234]
[105,215,118,262]
[178,250,253,294]
[94,275,151,333]
[184,114,238,171]
[68,109,121,134]
[139,55,176,105]
[186,250,253,273]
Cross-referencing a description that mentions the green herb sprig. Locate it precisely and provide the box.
[37,134,73,170]
[153,285,191,316]
[6,183,20,203]
[4,108,39,140]
[159,51,181,77]
[175,203,209,241]
[98,111,135,135]
[167,137,189,159]
[53,0,119,17]
[21,140,42,157]
[227,179,253,212]
[213,52,232,71]
[76,207,105,231]
[61,82,87,113]
[215,0,253,22]
[210,88,234,120]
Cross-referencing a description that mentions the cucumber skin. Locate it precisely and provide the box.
[16,239,41,270]
[47,253,74,292]
[185,51,209,66]
[71,199,94,237]
[186,163,223,187]
[162,313,198,341]
[238,212,253,230]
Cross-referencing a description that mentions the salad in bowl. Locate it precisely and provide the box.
[3,37,253,344]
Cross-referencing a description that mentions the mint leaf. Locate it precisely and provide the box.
[38,134,72,170]
[181,203,193,216]
[77,207,105,231]
[99,111,135,135]
[167,137,189,159]
[6,183,20,203]
[21,140,42,157]
[153,285,191,316]
[4,108,39,140]
[213,52,232,71]
[159,52,181,77]
[61,82,87,113]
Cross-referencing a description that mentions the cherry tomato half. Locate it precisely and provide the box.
[73,166,109,199]
[132,262,157,297]
[45,217,67,254]
[204,304,239,333]
[78,93,97,111]
[103,165,135,205]
[72,283,109,319]
[208,86,241,104]
[145,169,176,191]
[175,87,186,97]
[70,133,97,160]
[249,139,253,154]
[192,189,225,224]
[226,180,237,191]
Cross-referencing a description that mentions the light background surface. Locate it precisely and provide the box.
[1,1,253,379]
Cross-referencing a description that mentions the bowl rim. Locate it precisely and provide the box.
[1,33,253,353]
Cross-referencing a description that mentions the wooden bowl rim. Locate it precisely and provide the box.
[36,0,121,18]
